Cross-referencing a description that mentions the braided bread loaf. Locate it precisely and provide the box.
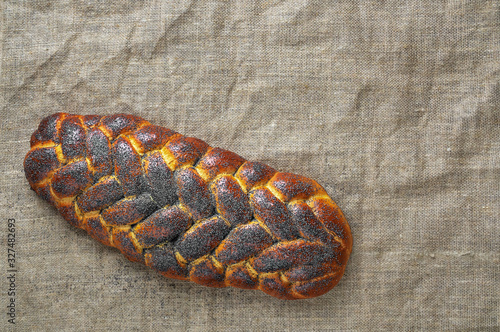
[24,112,352,300]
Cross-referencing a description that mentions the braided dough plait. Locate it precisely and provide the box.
[24,112,352,300]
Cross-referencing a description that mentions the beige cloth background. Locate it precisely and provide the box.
[1,1,499,331]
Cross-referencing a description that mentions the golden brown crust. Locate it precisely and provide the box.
[24,112,352,300]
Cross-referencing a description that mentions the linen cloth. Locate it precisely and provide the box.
[1,1,499,331]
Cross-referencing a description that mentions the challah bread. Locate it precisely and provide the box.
[24,112,352,300]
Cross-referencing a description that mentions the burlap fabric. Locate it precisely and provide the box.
[1,1,498,331]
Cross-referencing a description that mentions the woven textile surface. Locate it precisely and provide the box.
[1,1,499,331]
